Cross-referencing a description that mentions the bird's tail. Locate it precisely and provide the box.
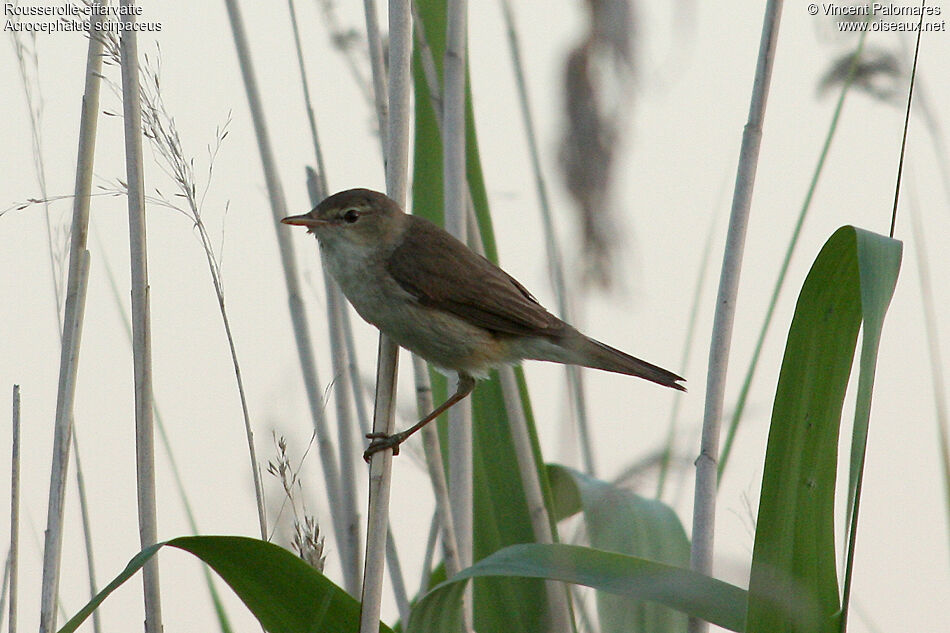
[572,335,686,391]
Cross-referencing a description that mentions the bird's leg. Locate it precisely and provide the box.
[364,373,476,461]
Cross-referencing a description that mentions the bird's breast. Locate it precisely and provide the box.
[319,241,514,377]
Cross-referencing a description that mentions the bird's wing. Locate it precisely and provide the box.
[386,216,564,337]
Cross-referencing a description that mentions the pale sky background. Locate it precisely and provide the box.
[1,1,949,631]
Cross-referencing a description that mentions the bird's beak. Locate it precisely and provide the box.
[281,213,327,231]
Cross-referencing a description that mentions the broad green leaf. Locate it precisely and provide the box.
[407,543,748,633]
[842,229,902,620]
[410,1,555,631]
[548,465,690,632]
[746,226,901,633]
[57,536,393,633]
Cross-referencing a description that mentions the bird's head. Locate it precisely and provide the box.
[282,188,407,251]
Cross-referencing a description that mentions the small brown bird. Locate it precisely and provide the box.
[283,189,684,459]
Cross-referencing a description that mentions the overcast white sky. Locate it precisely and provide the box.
[1,1,949,631]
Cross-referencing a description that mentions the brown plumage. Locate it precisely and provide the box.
[283,188,685,458]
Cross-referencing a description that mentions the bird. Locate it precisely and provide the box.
[282,188,684,460]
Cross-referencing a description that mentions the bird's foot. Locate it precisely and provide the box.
[363,431,406,462]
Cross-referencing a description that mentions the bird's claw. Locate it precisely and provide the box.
[363,431,403,462]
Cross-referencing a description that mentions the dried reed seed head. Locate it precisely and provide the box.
[559,0,636,288]
[818,47,904,103]
[560,44,622,288]
[293,516,326,572]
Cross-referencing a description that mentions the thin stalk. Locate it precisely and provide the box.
[414,356,462,577]
[688,3,782,632]
[887,5,924,241]
[499,369,573,632]
[384,531,411,626]
[353,1,420,613]
[296,16,444,620]
[289,3,331,194]
[359,337,400,633]
[0,550,9,631]
[94,226,234,631]
[40,249,90,633]
[443,0,467,241]
[340,306,372,434]
[9,385,20,633]
[13,31,104,633]
[120,7,163,630]
[406,2,471,590]
[11,31,62,324]
[442,8,475,623]
[572,586,596,633]
[417,510,441,596]
[38,14,104,630]
[102,29,278,551]
[222,0,349,558]
[453,106,572,633]
[70,434,102,633]
[656,185,725,499]
[325,263,365,596]
[202,235,268,540]
[362,0,389,153]
[359,2,412,631]
[411,1,442,115]
[499,0,592,475]
[718,30,869,479]
[844,26,922,624]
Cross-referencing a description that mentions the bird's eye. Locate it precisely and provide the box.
[342,209,360,224]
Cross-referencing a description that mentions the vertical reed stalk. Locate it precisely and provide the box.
[70,435,102,633]
[119,5,162,631]
[688,2,783,632]
[359,337,400,633]
[39,14,104,630]
[499,370,573,632]
[359,2,412,631]
[414,357,462,577]
[41,250,91,633]
[8,385,20,633]
[13,30,103,632]
[442,7,474,623]
[718,31,869,479]
[362,0,389,153]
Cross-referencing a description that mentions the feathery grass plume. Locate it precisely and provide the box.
[267,435,326,571]
[293,517,327,572]
[559,0,636,287]
[99,33,268,539]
